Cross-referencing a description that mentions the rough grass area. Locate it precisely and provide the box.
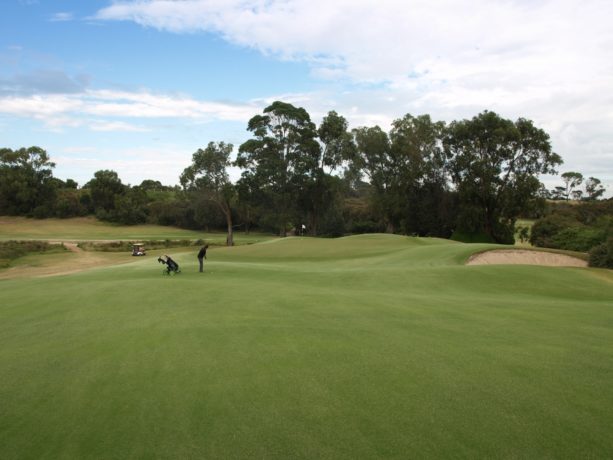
[77,239,205,252]
[0,216,274,245]
[0,240,67,268]
[1,235,612,458]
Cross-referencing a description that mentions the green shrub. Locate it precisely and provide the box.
[551,226,606,252]
[530,215,576,247]
[517,226,530,243]
[588,237,613,268]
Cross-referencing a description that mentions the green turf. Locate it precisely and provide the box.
[1,235,612,458]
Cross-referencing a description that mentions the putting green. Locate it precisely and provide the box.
[1,235,612,458]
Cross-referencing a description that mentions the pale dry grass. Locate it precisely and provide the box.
[0,244,196,280]
[0,246,130,280]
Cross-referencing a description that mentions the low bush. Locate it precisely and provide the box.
[551,226,606,252]
[530,215,577,247]
[531,207,611,254]
[588,237,613,268]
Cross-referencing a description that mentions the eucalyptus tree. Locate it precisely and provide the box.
[181,142,236,246]
[584,177,606,201]
[236,101,320,236]
[445,111,562,243]
[560,172,584,200]
[235,174,261,235]
[388,114,453,236]
[350,126,396,232]
[318,110,356,173]
[348,114,454,236]
[84,170,126,214]
[285,110,356,235]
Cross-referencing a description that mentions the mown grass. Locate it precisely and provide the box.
[1,235,612,458]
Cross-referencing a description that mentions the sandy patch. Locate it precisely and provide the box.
[50,242,82,253]
[467,249,587,267]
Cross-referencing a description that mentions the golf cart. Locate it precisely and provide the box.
[131,243,146,256]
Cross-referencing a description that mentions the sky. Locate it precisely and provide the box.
[1,0,612,195]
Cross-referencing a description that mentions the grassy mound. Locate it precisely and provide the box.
[1,235,612,458]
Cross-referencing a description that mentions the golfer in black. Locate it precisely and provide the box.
[197,245,208,272]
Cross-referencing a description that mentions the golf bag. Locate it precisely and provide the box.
[158,255,180,275]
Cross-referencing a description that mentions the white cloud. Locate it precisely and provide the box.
[54,146,193,185]
[95,0,613,83]
[86,90,256,120]
[9,0,613,190]
[0,94,84,118]
[0,89,260,130]
[89,120,150,132]
[50,12,74,22]
[93,0,613,187]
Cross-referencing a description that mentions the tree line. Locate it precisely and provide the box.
[4,100,607,246]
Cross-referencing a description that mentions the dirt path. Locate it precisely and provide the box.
[50,241,82,253]
[0,245,194,280]
[0,249,133,280]
[467,249,587,267]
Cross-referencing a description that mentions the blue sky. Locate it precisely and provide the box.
[1,0,612,195]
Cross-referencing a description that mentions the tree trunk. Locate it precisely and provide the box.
[310,206,318,236]
[226,213,234,246]
[309,213,318,236]
[218,199,234,247]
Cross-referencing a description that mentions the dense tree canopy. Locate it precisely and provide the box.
[445,111,562,243]
[181,142,236,246]
[318,110,356,173]
[351,126,394,231]
[236,101,320,236]
[0,146,57,216]
[388,114,453,236]
[84,170,127,217]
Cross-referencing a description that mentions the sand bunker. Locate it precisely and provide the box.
[467,249,587,267]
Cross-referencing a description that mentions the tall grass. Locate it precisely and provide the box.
[0,240,66,267]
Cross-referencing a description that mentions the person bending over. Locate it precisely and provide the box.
[197,245,209,273]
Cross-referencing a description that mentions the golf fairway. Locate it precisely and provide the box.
[1,235,612,458]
